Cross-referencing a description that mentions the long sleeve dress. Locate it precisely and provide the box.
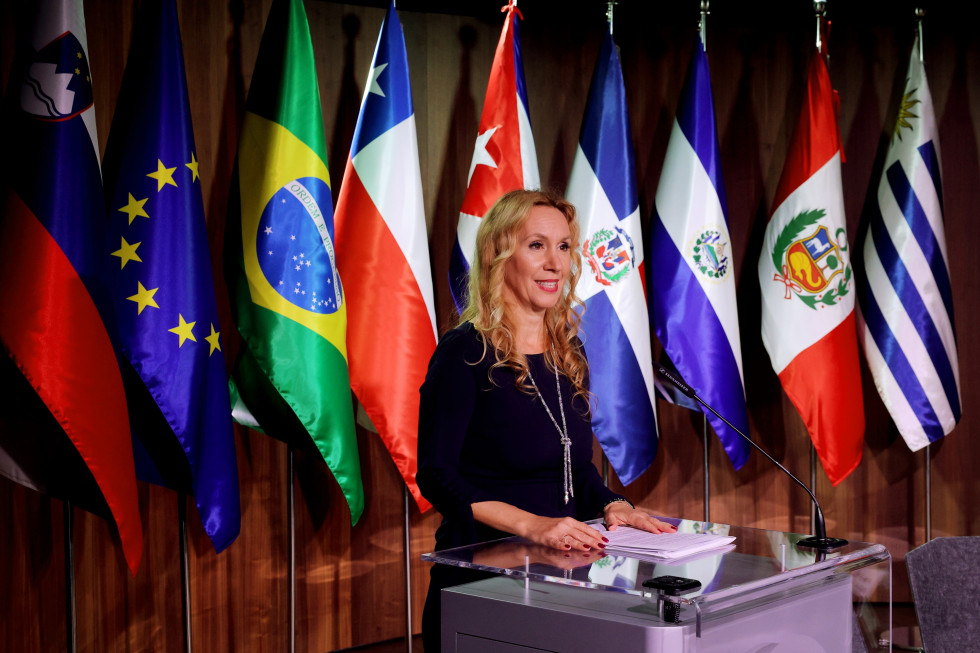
[416,322,626,651]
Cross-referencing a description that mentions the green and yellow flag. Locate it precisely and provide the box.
[225,0,363,523]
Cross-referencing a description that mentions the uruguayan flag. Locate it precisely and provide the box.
[648,36,749,470]
[567,29,657,485]
[858,34,961,451]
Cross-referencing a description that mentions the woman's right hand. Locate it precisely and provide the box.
[519,514,608,552]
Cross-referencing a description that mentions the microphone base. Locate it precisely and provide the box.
[796,535,848,551]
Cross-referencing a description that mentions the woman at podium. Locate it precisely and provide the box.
[417,190,674,652]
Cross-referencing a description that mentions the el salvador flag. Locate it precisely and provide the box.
[858,34,961,451]
[648,36,750,470]
[567,29,657,486]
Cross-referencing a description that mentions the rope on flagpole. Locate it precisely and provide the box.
[814,1,826,53]
[606,1,617,35]
[916,7,925,63]
[699,0,709,53]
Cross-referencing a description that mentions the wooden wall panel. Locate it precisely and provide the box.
[1,1,978,650]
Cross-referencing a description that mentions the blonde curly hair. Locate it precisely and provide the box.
[459,189,590,405]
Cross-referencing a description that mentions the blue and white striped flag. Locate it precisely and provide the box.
[567,29,657,485]
[858,34,960,451]
[647,37,749,470]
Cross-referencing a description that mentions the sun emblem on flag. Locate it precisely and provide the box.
[582,226,635,286]
[893,82,920,142]
[770,209,852,310]
[689,228,730,281]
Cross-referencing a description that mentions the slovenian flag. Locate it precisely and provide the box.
[335,2,436,511]
[858,33,961,451]
[757,47,864,486]
[449,0,539,312]
[0,0,143,574]
[648,36,750,470]
[102,0,241,551]
[567,28,657,486]
[225,0,364,523]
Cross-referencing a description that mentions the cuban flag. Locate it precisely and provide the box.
[0,0,143,574]
[648,36,749,470]
[335,2,436,511]
[449,0,539,312]
[567,29,657,486]
[858,34,960,451]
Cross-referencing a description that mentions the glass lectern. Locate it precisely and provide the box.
[422,518,891,652]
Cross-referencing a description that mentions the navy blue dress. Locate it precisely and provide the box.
[417,322,625,651]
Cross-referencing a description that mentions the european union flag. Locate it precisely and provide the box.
[103,0,240,551]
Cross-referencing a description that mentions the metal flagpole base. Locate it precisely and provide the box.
[796,535,848,551]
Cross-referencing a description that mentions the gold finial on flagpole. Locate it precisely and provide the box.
[606,1,617,35]
[699,0,710,52]
[916,7,926,63]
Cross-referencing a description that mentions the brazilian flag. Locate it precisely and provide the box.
[225,0,363,523]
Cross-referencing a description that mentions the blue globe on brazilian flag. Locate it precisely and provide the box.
[225,0,363,523]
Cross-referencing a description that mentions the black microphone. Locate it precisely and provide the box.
[656,366,847,551]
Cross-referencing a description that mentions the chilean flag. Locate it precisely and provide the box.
[757,48,864,486]
[0,0,143,574]
[567,29,657,485]
[449,0,539,312]
[335,2,436,511]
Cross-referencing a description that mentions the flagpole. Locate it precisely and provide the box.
[814,1,826,53]
[699,0,711,525]
[810,446,817,536]
[403,486,413,653]
[288,446,295,653]
[179,493,193,653]
[64,500,76,653]
[915,6,933,546]
[606,1,616,35]
[925,444,932,542]
[703,415,710,522]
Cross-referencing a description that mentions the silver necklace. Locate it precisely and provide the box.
[526,351,573,504]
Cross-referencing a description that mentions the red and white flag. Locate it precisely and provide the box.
[757,50,864,486]
[335,2,436,511]
[449,0,539,311]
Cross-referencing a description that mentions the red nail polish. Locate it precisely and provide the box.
[602,537,609,543]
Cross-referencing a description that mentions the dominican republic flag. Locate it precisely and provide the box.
[567,28,657,486]
[648,36,749,471]
[757,48,864,486]
[449,0,539,312]
[102,0,241,551]
[858,34,960,451]
[0,0,143,574]
[335,2,436,511]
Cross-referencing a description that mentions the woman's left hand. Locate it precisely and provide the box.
[603,502,677,534]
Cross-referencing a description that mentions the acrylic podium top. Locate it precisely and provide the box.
[421,518,890,610]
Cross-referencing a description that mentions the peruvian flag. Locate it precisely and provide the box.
[335,2,436,511]
[449,0,539,311]
[757,49,864,486]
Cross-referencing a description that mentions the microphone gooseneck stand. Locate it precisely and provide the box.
[656,367,847,551]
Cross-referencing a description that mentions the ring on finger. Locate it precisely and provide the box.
[560,534,569,545]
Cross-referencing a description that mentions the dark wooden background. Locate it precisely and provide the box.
[1,0,977,650]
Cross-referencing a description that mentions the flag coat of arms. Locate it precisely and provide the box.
[0,0,143,574]
[102,0,240,551]
[449,0,539,311]
[858,34,960,451]
[566,28,657,486]
[225,0,363,523]
[335,2,436,511]
[649,36,750,471]
[757,50,864,486]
